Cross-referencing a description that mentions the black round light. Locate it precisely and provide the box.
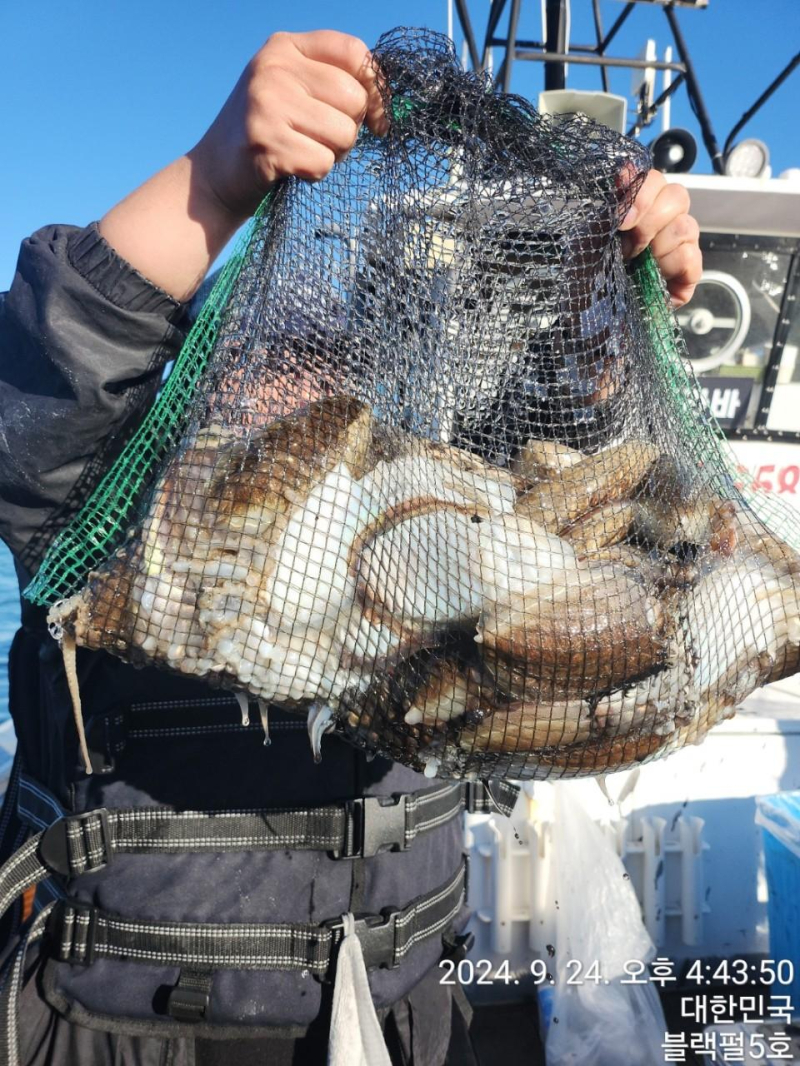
[649,128,698,174]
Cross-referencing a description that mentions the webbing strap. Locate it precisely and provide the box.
[35,779,519,875]
[0,781,516,969]
[0,835,52,920]
[35,782,476,877]
[53,859,468,977]
[0,903,54,1066]
[465,779,519,818]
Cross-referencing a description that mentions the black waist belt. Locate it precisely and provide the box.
[31,778,517,877]
[0,779,517,945]
[0,773,516,1030]
[52,857,468,978]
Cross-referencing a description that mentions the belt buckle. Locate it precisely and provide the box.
[39,808,112,877]
[352,907,401,971]
[317,906,401,983]
[359,795,409,858]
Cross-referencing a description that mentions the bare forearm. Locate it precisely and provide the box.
[98,153,246,303]
[98,31,386,305]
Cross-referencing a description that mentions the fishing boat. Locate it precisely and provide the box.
[448,1,800,1060]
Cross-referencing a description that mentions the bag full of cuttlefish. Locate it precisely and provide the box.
[30,28,800,784]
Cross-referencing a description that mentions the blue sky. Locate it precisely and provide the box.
[1,1,797,284]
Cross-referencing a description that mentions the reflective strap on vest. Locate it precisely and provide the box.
[32,779,517,877]
[464,779,519,818]
[0,781,517,938]
[0,902,54,1066]
[0,834,53,919]
[51,857,468,979]
[18,778,518,877]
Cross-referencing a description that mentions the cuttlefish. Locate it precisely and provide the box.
[47,401,799,784]
[337,442,800,780]
[454,506,800,778]
[47,397,520,770]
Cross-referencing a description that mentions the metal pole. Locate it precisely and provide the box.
[503,0,524,92]
[591,0,610,92]
[482,0,510,67]
[544,0,568,91]
[598,2,635,54]
[664,3,724,174]
[723,49,800,159]
[516,52,685,72]
[454,0,482,70]
[662,46,673,133]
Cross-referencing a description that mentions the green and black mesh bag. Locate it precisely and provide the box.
[28,28,800,782]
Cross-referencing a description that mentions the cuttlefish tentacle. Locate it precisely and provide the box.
[510,439,584,483]
[257,698,271,747]
[559,500,638,555]
[307,701,336,763]
[235,691,251,727]
[477,513,672,701]
[461,697,594,752]
[62,631,93,776]
[515,441,660,532]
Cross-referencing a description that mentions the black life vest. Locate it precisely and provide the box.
[0,595,517,1054]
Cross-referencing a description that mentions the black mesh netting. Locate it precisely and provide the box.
[33,29,800,782]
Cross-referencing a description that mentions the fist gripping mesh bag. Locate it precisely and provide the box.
[28,29,800,783]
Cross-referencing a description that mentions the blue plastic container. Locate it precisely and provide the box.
[755,791,800,1022]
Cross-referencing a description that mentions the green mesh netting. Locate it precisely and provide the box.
[637,244,800,549]
[28,28,800,783]
[28,247,799,605]
[25,197,272,606]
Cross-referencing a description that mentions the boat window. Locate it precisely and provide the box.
[766,290,800,432]
[679,245,793,432]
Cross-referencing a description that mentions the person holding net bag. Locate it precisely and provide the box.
[0,29,701,1066]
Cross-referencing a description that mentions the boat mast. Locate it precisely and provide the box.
[452,0,725,170]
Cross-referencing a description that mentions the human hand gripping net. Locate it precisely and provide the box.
[28,28,800,782]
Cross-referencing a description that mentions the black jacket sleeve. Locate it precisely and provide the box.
[0,223,189,567]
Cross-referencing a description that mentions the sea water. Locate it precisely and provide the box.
[0,543,19,723]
